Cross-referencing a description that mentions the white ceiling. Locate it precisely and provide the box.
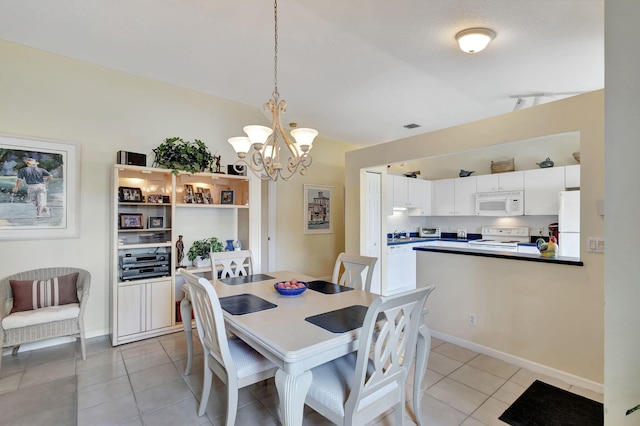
[0,0,604,146]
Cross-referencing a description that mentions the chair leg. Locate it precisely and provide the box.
[413,324,431,426]
[225,386,239,426]
[80,333,87,360]
[180,297,194,376]
[12,345,20,356]
[198,359,212,417]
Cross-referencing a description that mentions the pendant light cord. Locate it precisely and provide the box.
[272,0,279,101]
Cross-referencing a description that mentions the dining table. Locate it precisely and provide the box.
[179,269,430,426]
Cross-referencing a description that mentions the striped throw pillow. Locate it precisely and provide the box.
[9,272,80,313]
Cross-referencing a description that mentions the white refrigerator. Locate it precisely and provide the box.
[558,190,580,257]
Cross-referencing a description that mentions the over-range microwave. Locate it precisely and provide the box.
[475,191,524,216]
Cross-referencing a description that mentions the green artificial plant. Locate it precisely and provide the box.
[187,237,224,261]
[152,137,215,174]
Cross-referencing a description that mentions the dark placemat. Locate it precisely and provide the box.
[219,293,277,315]
[307,280,354,294]
[305,305,368,333]
[219,274,275,285]
[499,380,603,426]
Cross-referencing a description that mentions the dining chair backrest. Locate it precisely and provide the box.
[304,285,435,425]
[331,252,378,291]
[211,249,253,279]
[346,285,434,422]
[181,270,237,378]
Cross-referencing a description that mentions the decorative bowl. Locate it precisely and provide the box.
[274,281,308,296]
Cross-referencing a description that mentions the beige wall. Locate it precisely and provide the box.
[345,91,605,384]
[0,40,354,337]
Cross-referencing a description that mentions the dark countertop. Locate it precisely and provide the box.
[414,245,583,266]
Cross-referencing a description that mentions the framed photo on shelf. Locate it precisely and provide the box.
[201,188,213,204]
[119,213,144,229]
[119,186,143,203]
[147,194,164,204]
[148,216,164,229]
[183,184,194,203]
[195,192,204,204]
[303,184,333,234]
[221,190,234,205]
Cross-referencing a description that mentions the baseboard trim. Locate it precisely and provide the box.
[430,330,604,395]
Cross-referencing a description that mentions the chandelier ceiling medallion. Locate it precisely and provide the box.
[228,0,318,181]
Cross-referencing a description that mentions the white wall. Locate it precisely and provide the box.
[604,1,640,424]
[0,40,355,340]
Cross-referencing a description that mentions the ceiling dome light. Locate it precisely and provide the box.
[455,28,496,54]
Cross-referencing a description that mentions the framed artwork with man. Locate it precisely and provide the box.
[0,135,79,240]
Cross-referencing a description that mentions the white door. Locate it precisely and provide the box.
[365,172,382,294]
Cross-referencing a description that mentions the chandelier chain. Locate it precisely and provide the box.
[273,0,279,100]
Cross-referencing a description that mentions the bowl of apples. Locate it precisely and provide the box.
[274,279,307,296]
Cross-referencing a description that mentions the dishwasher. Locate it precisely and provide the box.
[386,243,418,295]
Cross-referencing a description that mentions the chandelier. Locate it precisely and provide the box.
[228,0,318,181]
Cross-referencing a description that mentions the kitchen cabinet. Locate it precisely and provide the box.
[387,175,431,215]
[524,167,565,215]
[454,176,477,216]
[476,171,524,192]
[407,179,432,216]
[565,165,580,189]
[433,178,455,216]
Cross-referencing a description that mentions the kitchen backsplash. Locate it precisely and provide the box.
[387,210,558,237]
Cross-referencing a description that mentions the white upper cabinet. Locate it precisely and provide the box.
[433,178,455,216]
[454,176,477,216]
[524,167,566,215]
[476,171,524,192]
[565,165,580,189]
[392,175,409,207]
[407,179,432,216]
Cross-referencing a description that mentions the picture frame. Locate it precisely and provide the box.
[119,213,144,229]
[195,192,204,204]
[146,194,165,204]
[183,184,194,203]
[148,216,164,229]
[304,184,333,234]
[221,190,234,205]
[119,186,143,203]
[0,134,79,241]
[202,188,212,204]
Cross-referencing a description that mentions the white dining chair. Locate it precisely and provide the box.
[413,285,436,426]
[211,249,253,278]
[304,285,433,426]
[331,252,378,291]
[181,270,277,421]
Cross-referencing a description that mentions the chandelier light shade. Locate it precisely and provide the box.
[455,28,496,54]
[228,0,318,181]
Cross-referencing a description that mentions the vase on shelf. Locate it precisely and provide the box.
[233,240,242,251]
[225,239,234,252]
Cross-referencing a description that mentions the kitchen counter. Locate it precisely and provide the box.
[413,243,583,266]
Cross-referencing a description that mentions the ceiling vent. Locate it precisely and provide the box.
[403,123,421,129]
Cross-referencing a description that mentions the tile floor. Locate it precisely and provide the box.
[0,332,603,425]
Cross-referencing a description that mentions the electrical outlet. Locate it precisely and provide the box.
[468,313,477,327]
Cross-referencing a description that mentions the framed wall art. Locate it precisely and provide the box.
[0,134,79,240]
[148,216,164,229]
[118,186,143,202]
[303,184,333,234]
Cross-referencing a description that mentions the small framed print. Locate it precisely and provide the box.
[221,190,234,205]
[147,194,164,204]
[119,213,143,229]
[202,188,212,204]
[148,216,164,229]
[183,184,194,203]
[195,192,204,204]
[119,187,143,202]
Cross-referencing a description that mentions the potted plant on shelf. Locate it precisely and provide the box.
[187,237,224,267]
[152,137,216,174]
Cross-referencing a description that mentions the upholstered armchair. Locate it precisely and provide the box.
[0,267,91,372]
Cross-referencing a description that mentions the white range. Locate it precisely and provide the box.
[467,226,530,252]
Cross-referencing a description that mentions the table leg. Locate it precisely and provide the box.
[275,368,312,426]
[413,324,431,426]
[180,297,194,376]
